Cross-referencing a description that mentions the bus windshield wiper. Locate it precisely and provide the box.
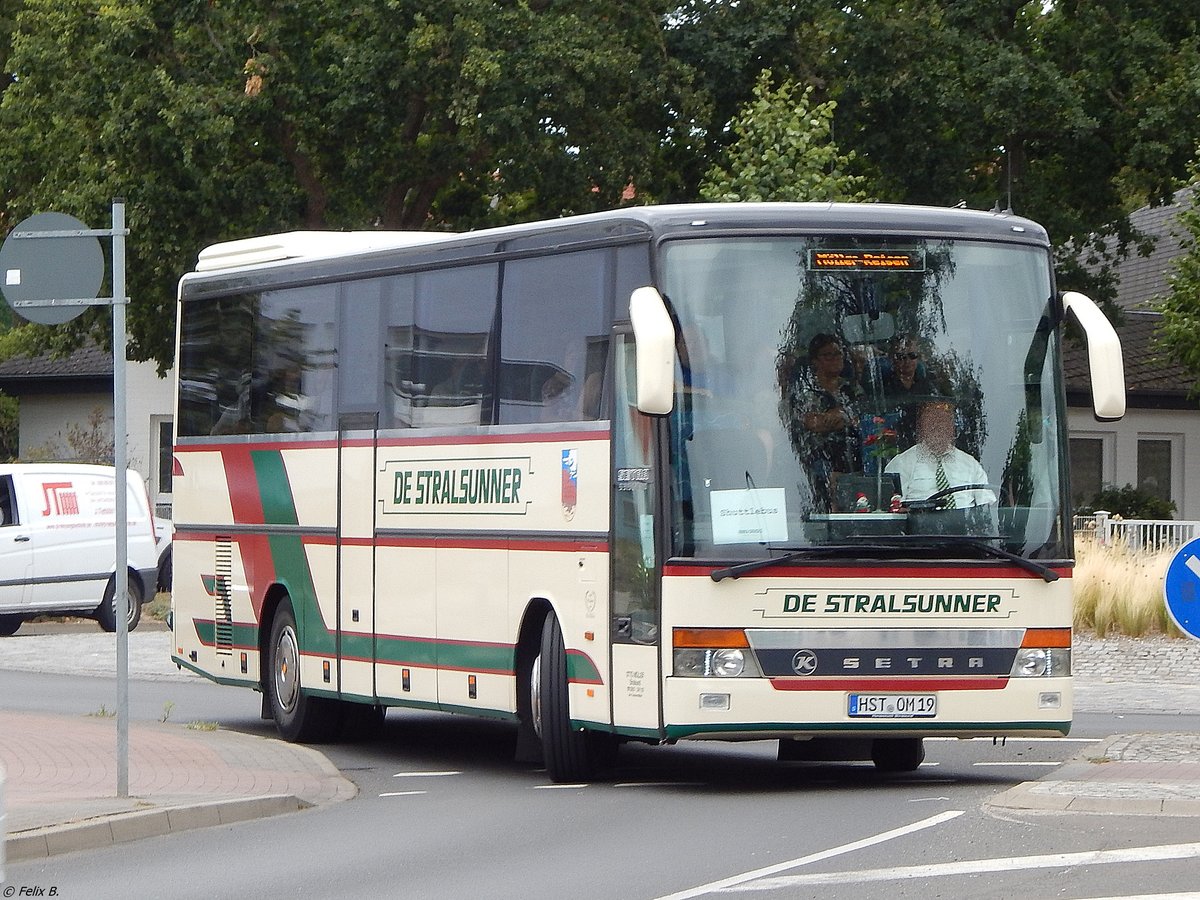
[840,534,1060,583]
[710,544,901,582]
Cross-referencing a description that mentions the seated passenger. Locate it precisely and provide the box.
[885,397,996,508]
[880,335,935,446]
[786,333,862,510]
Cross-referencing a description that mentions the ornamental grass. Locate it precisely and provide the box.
[1073,538,1181,638]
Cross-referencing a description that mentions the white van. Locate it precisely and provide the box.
[0,463,159,636]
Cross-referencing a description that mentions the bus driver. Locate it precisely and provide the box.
[885,396,996,508]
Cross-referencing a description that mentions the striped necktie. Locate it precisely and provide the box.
[935,457,955,508]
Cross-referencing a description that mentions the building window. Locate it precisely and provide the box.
[1069,437,1104,509]
[1137,438,1173,507]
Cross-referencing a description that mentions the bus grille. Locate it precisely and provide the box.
[214,537,233,654]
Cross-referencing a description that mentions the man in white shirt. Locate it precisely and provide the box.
[885,398,996,508]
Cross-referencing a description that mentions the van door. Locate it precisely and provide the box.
[0,473,33,611]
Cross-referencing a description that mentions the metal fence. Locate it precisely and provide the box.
[1072,512,1200,550]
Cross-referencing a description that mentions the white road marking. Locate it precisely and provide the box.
[926,736,1099,742]
[379,791,427,797]
[652,810,963,900]
[534,783,590,789]
[392,770,461,777]
[972,761,1061,767]
[1075,894,1200,900]
[724,841,1200,891]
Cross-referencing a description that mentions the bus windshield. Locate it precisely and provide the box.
[661,236,1067,561]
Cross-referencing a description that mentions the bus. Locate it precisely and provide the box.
[171,203,1125,782]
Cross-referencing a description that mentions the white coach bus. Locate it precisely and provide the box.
[171,203,1124,781]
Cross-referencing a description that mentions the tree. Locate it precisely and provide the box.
[699,70,868,203]
[0,0,698,370]
[1157,147,1200,392]
[671,0,1200,313]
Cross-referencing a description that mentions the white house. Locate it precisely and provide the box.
[1064,190,1200,520]
[0,342,176,516]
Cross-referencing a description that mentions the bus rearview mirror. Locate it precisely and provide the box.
[630,286,676,415]
[1061,291,1126,421]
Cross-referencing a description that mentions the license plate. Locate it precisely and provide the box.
[848,693,937,718]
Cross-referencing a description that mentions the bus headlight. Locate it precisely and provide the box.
[710,648,745,678]
[672,647,761,677]
[674,649,708,677]
[1010,647,1071,677]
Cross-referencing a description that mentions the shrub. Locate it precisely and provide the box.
[1076,483,1176,520]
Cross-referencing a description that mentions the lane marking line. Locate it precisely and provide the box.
[972,761,1061,767]
[653,810,963,900]
[379,791,427,797]
[725,841,1200,891]
[392,771,461,777]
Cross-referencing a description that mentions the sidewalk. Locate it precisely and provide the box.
[1,709,357,863]
[2,628,1199,864]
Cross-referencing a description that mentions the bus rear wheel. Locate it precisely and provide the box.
[532,614,614,782]
[266,599,342,743]
[871,737,925,773]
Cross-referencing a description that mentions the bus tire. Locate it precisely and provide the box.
[97,571,144,633]
[266,599,342,743]
[0,614,22,636]
[534,614,611,783]
[871,737,925,773]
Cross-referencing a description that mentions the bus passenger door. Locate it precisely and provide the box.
[610,333,663,736]
[337,415,377,702]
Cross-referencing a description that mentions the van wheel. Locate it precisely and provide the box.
[97,572,144,633]
[265,599,342,743]
[0,614,22,636]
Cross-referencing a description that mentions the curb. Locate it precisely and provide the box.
[5,794,309,862]
[985,733,1200,818]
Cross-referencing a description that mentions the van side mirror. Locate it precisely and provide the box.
[629,286,676,415]
[1061,291,1126,421]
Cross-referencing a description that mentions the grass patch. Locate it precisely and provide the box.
[145,591,171,622]
[1073,539,1181,638]
[185,720,219,731]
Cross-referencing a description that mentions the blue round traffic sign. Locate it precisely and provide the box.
[1163,537,1200,641]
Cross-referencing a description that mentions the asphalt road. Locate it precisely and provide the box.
[4,628,1200,899]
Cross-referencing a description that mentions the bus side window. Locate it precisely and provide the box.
[500,250,612,425]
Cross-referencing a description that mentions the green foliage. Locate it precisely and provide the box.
[0,391,16,460]
[1157,146,1200,393]
[0,0,698,371]
[700,70,868,203]
[1077,483,1176,520]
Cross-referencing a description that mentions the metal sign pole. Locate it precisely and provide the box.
[112,199,129,798]
[0,202,131,798]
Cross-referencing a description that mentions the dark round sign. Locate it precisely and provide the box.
[0,212,104,324]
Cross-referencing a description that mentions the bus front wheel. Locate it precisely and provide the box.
[266,599,342,743]
[871,737,925,772]
[532,614,614,782]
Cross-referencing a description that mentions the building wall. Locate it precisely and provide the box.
[17,361,176,513]
[1068,406,1200,521]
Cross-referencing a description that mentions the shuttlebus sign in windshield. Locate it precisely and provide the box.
[663,236,1067,561]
